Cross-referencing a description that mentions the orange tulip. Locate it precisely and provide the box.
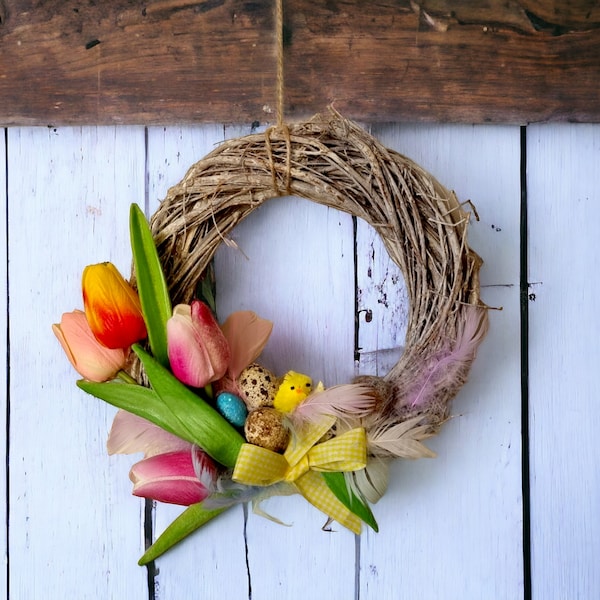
[53,310,127,382]
[82,262,147,349]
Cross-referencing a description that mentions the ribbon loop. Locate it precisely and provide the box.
[232,416,368,533]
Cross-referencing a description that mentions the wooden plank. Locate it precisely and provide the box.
[145,124,254,599]
[213,126,358,599]
[7,126,148,597]
[144,123,358,596]
[528,124,600,599]
[357,124,523,597]
[0,129,6,599]
[1,1,600,125]
[215,197,358,599]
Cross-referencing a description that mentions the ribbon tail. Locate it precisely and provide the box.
[294,471,362,534]
[251,482,297,527]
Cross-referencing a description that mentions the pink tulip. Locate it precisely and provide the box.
[167,301,230,388]
[129,447,217,506]
[53,310,127,382]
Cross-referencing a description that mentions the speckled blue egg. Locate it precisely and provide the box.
[216,392,248,427]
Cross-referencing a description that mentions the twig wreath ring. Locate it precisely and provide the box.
[152,109,488,429]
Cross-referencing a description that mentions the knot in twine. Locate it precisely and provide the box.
[232,415,367,533]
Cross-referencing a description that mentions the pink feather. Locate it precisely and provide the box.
[290,383,376,425]
[220,311,273,380]
[405,306,488,410]
[107,410,192,457]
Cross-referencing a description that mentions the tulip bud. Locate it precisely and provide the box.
[167,301,230,388]
[53,310,127,382]
[129,447,217,506]
[82,262,147,349]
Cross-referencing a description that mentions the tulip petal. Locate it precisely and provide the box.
[167,312,216,387]
[129,448,216,506]
[191,301,230,379]
[82,262,147,349]
[107,410,193,457]
[221,311,273,380]
[53,310,127,382]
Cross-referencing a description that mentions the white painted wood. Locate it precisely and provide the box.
[146,124,254,599]
[358,124,523,598]
[528,124,600,599]
[216,196,357,600]
[7,127,148,598]
[0,130,7,598]
[212,124,358,600]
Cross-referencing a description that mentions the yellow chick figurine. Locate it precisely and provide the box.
[273,371,313,413]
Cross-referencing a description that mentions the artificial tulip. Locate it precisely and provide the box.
[167,301,230,388]
[82,262,147,349]
[53,310,127,382]
[129,447,217,506]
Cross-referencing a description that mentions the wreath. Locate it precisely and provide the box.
[53,110,488,565]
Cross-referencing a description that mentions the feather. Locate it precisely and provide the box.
[290,383,377,425]
[201,479,261,510]
[405,306,488,410]
[107,410,192,457]
[191,446,218,492]
[220,311,273,380]
[367,416,436,459]
[347,459,389,505]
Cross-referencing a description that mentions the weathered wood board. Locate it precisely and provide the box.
[1,0,599,125]
[528,124,600,599]
[7,127,148,597]
[0,129,6,600]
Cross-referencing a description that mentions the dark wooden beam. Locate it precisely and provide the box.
[1,0,599,125]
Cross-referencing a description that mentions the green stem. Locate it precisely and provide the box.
[117,370,138,385]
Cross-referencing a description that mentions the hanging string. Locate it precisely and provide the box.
[266,0,292,195]
[275,0,285,129]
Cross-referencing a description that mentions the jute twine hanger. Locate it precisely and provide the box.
[265,0,292,196]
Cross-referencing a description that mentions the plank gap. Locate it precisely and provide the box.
[519,125,532,600]
[3,125,10,600]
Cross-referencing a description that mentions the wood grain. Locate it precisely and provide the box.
[528,124,600,598]
[1,0,599,125]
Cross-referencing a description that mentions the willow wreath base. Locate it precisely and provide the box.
[147,109,488,451]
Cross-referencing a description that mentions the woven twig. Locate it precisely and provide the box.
[148,109,488,449]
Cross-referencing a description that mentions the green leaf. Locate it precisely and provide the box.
[78,347,244,467]
[76,380,200,447]
[138,503,227,565]
[321,471,379,532]
[134,344,245,468]
[129,203,172,367]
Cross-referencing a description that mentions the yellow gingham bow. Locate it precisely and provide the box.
[232,415,367,533]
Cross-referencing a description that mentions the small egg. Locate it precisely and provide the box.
[238,363,278,409]
[216,392,248,428]
[244,407,289,453]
